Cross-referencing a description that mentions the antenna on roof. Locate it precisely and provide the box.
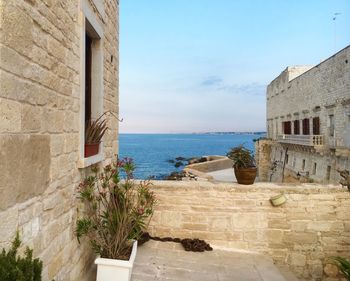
[333,12,341,52]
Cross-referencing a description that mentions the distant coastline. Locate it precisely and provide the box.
[197,131,266,135]
[120,132,266,135]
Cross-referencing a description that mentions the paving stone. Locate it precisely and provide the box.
[131,241,299,281]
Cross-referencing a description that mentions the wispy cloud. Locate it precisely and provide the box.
[200,76,223,86]
[218,82,266,96]
[200,75,266,96]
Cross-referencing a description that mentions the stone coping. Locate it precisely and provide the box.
[148,180,346,194]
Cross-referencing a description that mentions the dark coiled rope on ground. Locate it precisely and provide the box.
[138,232,213,252]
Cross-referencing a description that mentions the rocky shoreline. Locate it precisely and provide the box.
[166,156,209,168]
[147,156,211,181]
[162,156,211,181]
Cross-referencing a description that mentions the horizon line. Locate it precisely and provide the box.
[119,131,267,135]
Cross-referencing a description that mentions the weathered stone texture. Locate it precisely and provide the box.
[149,181,350,281]
[265,46,350,183]
[0,135,50,210]
[255,138,273,181]
[0,0,119,280]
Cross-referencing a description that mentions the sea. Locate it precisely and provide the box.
[119,133,265,179]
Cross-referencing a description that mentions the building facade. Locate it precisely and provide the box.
[0,0,119,280]
[261,45,350,183]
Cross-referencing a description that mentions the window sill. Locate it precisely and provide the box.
[77,153,104,169]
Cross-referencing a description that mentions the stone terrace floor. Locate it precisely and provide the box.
[131,240,299,281]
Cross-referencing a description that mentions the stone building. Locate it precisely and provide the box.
[0,0,119,280]
[258,45,350,183]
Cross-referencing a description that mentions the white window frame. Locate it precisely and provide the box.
[78,0,104,168]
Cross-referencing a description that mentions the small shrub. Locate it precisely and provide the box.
[0,232,43,281]
[76,158,156,260]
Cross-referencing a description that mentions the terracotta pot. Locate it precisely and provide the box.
[84,143,100,158]
[234,166,257,185]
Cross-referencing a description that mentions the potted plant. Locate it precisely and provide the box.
[76,158,156,281]
[84,115,108,158]
[227,145,257,185]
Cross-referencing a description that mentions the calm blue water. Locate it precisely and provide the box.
[119,134,264,179]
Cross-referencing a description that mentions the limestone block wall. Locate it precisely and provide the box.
[267,46,350,145]
[0,0,119,280]
[265,46,350,183]
[149,181,350,281]
[255,138,273,181]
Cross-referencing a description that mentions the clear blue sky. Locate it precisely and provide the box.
[119,0,350,133]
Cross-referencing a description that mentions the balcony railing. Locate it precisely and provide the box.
[277,134,324,146]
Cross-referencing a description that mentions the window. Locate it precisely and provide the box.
[312,117,320,135]
[329,115,335,137]
[84,20,103,152]
[294,120,300,135]
[302,159,306,171]
[85,33,92,123]
[302,118,310,135]
[283,121,291,134]
[326,166,331,181]
[78,1,104,167]
[312,162,317,175]
[286,154,289,164]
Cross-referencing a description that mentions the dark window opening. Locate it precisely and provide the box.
[312,162,317,175]
[294,120,300,135]
[85,33,93,123]
[302,118,310,135]
[329,115,335,137]
[283,121,292,135]
[326,166,331,181]
[313,117,320,135]
[302,159,306,171]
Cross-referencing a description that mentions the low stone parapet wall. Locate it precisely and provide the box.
[149,181,350,281]
[185,156,233,173]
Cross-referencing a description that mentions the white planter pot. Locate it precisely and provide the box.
[95,241,138,281]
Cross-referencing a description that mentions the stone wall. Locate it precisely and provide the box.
[255,138,273,182]
[267,48,350,145]
[265,46,350,183]
[149,181,350,281]
[185,156,233,173]
[0,0,119,280]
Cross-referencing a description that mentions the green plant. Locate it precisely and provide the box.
[227,145,255,168]
[85,111,123,145]
[330,256,350,280]
[0,232,43,281]
[85,115,108,144]
[76,158,156,260]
